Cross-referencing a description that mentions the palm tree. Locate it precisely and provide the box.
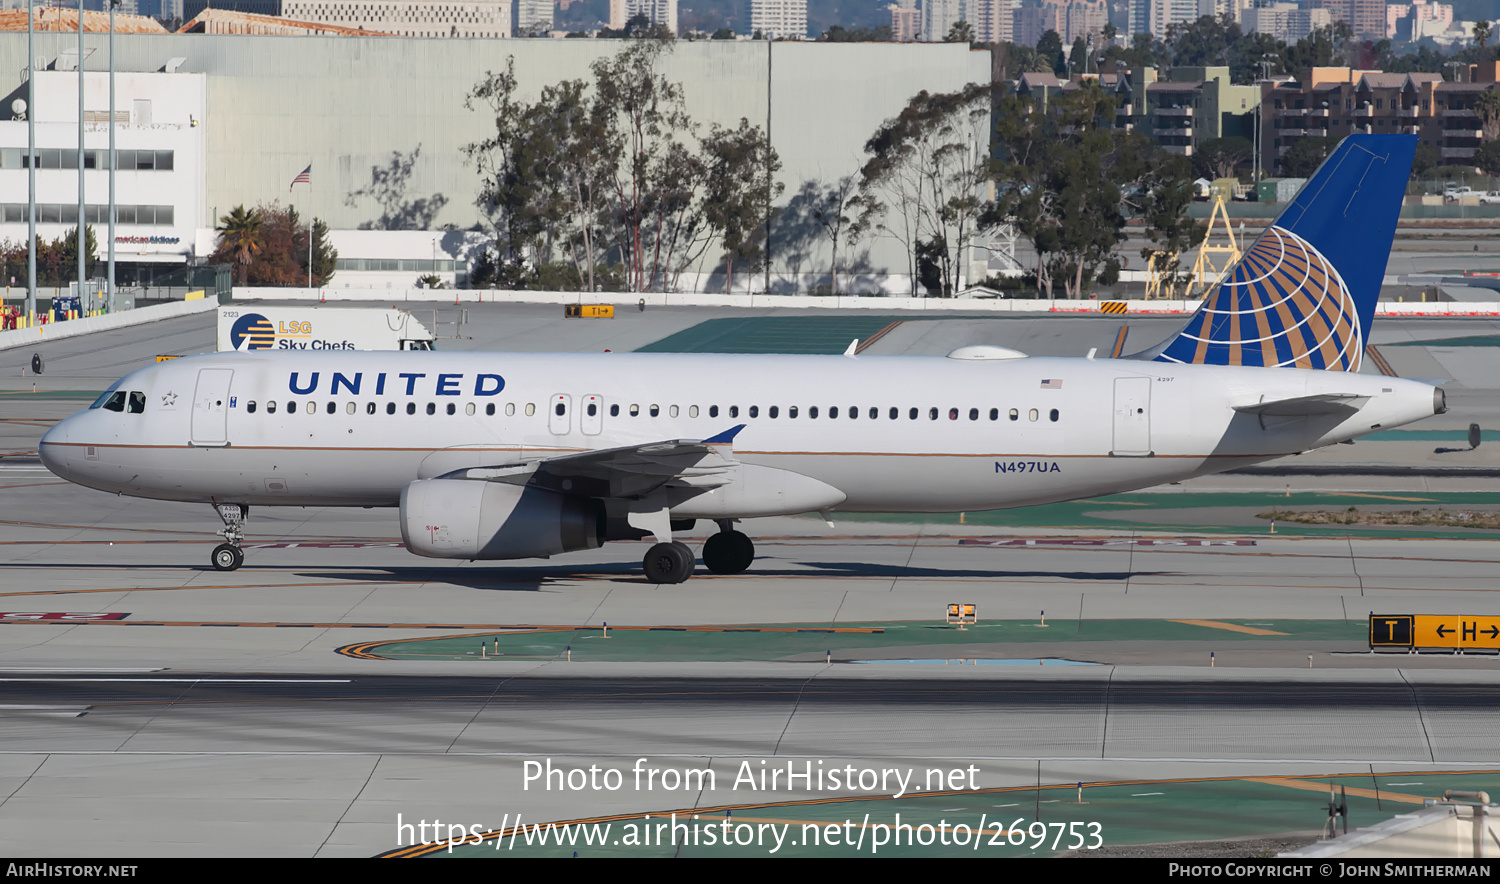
[1475,20,1492,50]
[1474,88,1500,142]
[216,206,262,286]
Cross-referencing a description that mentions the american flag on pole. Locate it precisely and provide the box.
[289,165,311,191]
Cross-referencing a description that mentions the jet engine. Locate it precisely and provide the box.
[400,479,604,559]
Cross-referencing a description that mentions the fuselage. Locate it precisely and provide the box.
[39,349,1443,517]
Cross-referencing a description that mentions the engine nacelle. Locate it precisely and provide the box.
[400,479,604,560]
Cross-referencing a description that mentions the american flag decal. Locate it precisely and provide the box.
[289,164,311,191]
[1041,379,1062,389]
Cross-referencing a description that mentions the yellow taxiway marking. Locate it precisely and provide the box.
[1168,619,1289,636]
[1243,777,1428,805]
[1317,492,1437,503]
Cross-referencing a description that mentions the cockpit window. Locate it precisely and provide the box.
[127,391,145,414]
[89,380,125,409]
[101,391,126,412]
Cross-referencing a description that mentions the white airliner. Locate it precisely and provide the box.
[39,135,1443,582]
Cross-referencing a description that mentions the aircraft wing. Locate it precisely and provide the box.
[1233,394,1369,417]
[438,425,746,499]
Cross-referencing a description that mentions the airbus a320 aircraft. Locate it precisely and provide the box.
[41,135,1443,583]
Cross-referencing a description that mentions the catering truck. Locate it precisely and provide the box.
[217,306,437,352]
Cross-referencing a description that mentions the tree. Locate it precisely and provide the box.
[215,206,262,286]
[990,84,1149,299]
[1194,136,1252,181]
[1474,89,1500,142]
[1036,30,1065,75]
[860,84,992,297]
[804,176,866,295]
[1475,141,1500,178]
[211,204,333,287]
[464,58,570,287]
[701,119,782,294]
[1132,151,1205,295]
[1280,136,1339,177]
[945,21,973,44]
[1475,20,1492,50]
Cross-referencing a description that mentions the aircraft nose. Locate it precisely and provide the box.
[38,416,72,477]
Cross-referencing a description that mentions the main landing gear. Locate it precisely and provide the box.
[211,503,248,571]
[641,521,756,584]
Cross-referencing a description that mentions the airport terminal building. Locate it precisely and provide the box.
[0,33,990,293]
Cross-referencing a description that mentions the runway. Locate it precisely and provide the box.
[3,300,1500,856]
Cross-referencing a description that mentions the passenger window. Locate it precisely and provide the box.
[366,402,376,415]
[830,406,839,418]
[326,402,336,414]
[889,407,898,419]
[848,406,857,420]
[346,402,356,415]
[809,406,818,419]
[909,408,918,420]
[127,391,145,414]
[386,402,396,415]
[688,405,698,418]
[286,401,295,413]
[669,405,679,418]
[1009,408,1019,421]
[768,406,778,418]
[406,403,416,415]
[729,406,739,418]
[929,408,938,420]
[247,401,257,414]
[588,403,599,417]
[749,406,759,418]
[506,403,515,416]
[868,407,877,419]
[969,408,978,421]
[709,405,719,418]
[306,402,316,414]
[427,403,437,415]
[630,404,640,416]
[989,408,998,421]
[1029,408,1039,421]
[949,408,958,420]
[486,403,495,416]
[555,402,565,416]
[466,403,476,416]
[102,392,126,412]
[447,403,456,415]
[1050,409,1059,422]
[266,401,277,414]
[525,403,536,416]
[610,404,619,417]
[650,404,660,417]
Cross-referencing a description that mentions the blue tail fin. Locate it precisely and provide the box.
[1147,134,1416,371]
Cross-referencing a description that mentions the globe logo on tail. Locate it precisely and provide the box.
[229,313,275,351]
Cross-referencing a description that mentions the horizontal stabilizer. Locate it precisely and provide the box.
[1233,393,1369,417]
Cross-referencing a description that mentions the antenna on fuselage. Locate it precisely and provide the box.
[843,339,859,357]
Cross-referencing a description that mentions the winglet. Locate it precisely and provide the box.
[701,424,746,445]
[844,339,859,357]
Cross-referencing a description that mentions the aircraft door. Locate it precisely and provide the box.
[548,394,572,435]
[190,368,234,447]
[581,394,603,435]
[1111,377,1152,457]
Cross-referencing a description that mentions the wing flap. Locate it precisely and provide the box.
[439,425,747,499]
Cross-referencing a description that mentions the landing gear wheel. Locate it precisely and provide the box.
[703,530,754,574]
[643,541,694,584]
[211,543,244,572]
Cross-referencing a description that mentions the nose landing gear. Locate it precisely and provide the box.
[702,521,754,575]
[211,503,248,571]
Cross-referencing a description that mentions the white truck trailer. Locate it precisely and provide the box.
[218,306,437,352]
